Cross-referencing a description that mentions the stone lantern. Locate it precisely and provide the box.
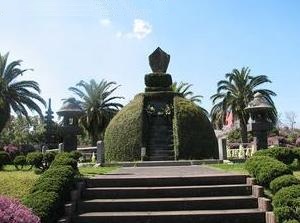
[57,99,84,151]
[246,93,273,150]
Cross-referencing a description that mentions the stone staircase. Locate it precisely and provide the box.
[75,175,275,223]
[147,116,174,161]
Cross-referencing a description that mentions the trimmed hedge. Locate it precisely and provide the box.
[13,155,27,170]
[245,155,292,186]
[173,96,218,159]
[254,147,298,165]
[26,152,44,169]
[270,175,300,194]
[273,185,300,222]
[23,153,77,223]
[105,94,144,161]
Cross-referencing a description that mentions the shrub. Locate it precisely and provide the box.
[270,175,300,194]
[285,220,300,223]
[43,152,56,168]
[22,191,60,223]
[0,196,40,223]
[254,147,297,165]
[0,151,10,170]
[273,185,300,222]
[26,152,43,169]
[13,155,27,170]
[3,144,19,162]
[51,153,78,170]
[245,155,292,186]
[69,150,82,161]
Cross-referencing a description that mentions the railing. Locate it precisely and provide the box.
[43,141,105,165]
[226,143,256,159]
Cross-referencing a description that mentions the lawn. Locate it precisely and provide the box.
[209,163,249,174]
[79,166,118,177]
[0,165,38,200]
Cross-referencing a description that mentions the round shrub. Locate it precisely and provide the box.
[0,151,9,170]
[13,155,27,170]
[69,150,82,161]
[22,191,61,223]
[0,196,40,223]
[245,155,292,186]
[26,152,43,169]
[254,147,297,165]
[270,175,300,194]
[51,153,78,170]
[273,185,300,222]
[44,152,56,168]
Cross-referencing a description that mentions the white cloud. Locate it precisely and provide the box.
[100,19,111,27]
[116,19,152,40]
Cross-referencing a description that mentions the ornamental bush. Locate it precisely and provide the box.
[0,196,40,223]
[0,151,9,170]
[51,153,78,170]
[26,152,43,169]
[270,175,300,194]
[273,185,300,222]
[13,155,27,170]
[245,155,292,186]
[254,147,297,165]
[285,220,300,223]
[22,191,60,223]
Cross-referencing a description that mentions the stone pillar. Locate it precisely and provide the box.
[218,138,227,160]
[58,143,64,153]
[42,145,48,154]
[141,147,146,161]
[96,141,105,166]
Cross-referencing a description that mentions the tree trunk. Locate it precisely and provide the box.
[240,118,248,143]
[0,104,10,134]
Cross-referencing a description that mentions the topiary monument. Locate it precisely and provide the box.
[105,47,218,161]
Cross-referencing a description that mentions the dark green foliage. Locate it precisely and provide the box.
[270,175,300,194]
[13,155,27,170]
[23,152,78,223]
[245,155,292,186]
[105,94,144,161]
[0,151,9,169]
[69,150,82,161]
[254,147,298,165]
[51,152,78,170]
[173,96,218,159]
[44,152,56,168]
[273,185,300,222]
[22,191,60,223]
[26,152,44,169]
[145,74,172,88]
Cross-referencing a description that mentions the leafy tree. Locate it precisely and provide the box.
[211,67,277,143]
[0,52,46,133]
[68,79,123,145]
[0,116,45,147]
[172,81,208,114]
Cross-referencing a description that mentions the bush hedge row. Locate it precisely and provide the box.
[0,151,9,170]
[22,152,77,223]
[254,147,300,165]
[245,155,292,186]
[270,175,300,194]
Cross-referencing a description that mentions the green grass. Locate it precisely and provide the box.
[208,163,249,174]
[79,166,118,177]
[0,165,38,200]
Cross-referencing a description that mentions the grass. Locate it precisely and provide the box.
[79,166,118,177]
[0,165,38,200]
[208,163,249,174]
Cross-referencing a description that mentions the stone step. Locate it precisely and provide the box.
[147,139,173,145]
[149,150,174,155]
[86,175,248,187]
[78,196,258,213]
[76,209,266,223]
[84,184,252,199]
[148,155,174,161]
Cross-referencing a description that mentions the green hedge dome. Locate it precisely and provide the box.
[105,94,144,161]
[173,96,218,159]
[104,93,218,162]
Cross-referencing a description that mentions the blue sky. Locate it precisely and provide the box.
[1,0,300,126]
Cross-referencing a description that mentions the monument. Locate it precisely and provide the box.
[105,47,219,161]
[57,99,83,151]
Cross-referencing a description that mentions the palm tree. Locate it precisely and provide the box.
[172,82,203,104]
[68,79,123,145]
[210,67,277,143]
[0,52,46,133]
